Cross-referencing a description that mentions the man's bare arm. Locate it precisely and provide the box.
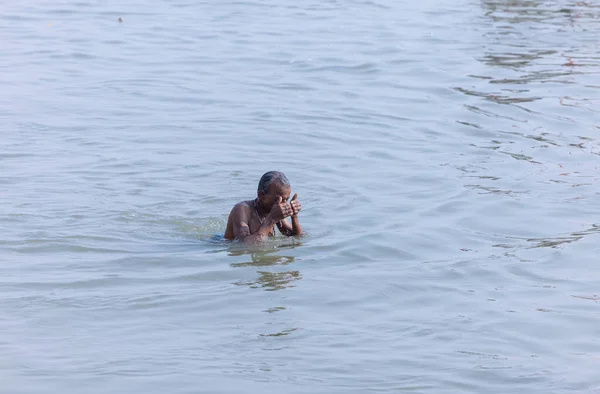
[277,217,303,236]
[277,193,303,236]
[229,203,277,244]
[291,215,303,236]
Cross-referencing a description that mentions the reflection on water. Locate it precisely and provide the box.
[457,0,600,108]
[454,86,540,104]
[454,0,600,204]
[492,224,600,250]
[263,306,286,313]
[230,250,301,339]
[464,184,528,195]
[233,268,301,292]
[259,328,298,337]
[231,251,302,292]
[481,50,557,69]
[525,224,600,249]
[231,254,295,268]
[482,0,600,24]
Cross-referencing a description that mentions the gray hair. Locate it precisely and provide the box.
[258,171,290,193]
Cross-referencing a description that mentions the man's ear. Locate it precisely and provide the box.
[257,190,265,199]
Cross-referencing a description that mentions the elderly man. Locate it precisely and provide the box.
[224,171,303,243]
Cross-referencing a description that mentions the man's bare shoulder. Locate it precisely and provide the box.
[235,200,253,209]
[225,200,254,240]
[230,200,253,215]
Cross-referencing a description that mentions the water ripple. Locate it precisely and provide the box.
[1,0,600,393]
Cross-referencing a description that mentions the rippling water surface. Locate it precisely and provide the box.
[1,0,600,393]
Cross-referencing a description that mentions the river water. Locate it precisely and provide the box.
[1,0,599,393]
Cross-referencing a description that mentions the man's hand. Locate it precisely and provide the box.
[290,193,302,217]
[275,194,303,237]
[269,196,293,222]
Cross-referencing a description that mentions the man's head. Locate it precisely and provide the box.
[257,171,291,209]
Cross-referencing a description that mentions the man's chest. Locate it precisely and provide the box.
[248,214,275,236]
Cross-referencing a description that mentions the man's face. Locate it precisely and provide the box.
[259,182,291,209]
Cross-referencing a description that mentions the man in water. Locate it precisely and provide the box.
[224,171,303,243]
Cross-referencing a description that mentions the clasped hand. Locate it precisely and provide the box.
[269,194,302,221]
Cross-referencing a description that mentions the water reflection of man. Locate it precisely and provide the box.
[224,171,303,243]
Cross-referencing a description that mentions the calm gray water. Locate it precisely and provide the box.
[1,0,599,393]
